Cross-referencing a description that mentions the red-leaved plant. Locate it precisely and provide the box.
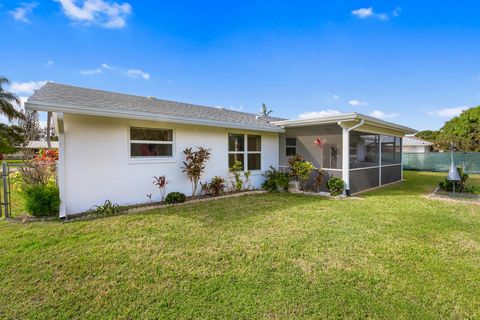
[182,147,211,196]
[19,148,59,185]
[153,175,168,202]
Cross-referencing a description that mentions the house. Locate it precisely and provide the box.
[6,140,59,160]
[402,135,433,153]
[26,83,416,217]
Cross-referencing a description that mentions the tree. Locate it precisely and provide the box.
[415,130,439,142]
[0,124,25,154]
[415,130,443,151]
[0,76,24,121]
[18,110,41,143]
[46,111,52,148]
[260,103,273,117]
[437,106,480,152]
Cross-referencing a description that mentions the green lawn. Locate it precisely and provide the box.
[0,171,479,319]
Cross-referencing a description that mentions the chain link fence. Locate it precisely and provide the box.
[403,152,480,174]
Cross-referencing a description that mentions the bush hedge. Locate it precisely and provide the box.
[164,192,186,204]
[22,184,60,217]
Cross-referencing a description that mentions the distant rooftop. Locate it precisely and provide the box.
[25,141,59,149]
[403,135,433,146]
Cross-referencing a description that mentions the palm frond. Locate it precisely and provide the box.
[0,92,20,104]
[0,76,24,121]
[0,76,10,87]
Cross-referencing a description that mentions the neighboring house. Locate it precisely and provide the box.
[6,140,59,159]
[402,135,433,153]
[26,83,415,217]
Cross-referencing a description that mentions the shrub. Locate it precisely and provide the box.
[438,167,468,192]
[22,184,60,217]
[153,175,168,201]
[164,192,186,204]
[292,161,315,184]
[182,147,211,196]
[314,169,325,192]
[327,177,345,196]
[19,160,56,185]
[92,200,120,216]
[287,154,304,181]
[243,170,251,190]
[262,166,289,192]
[465,185,480,194]
[201,176,225,196]
[288,154,315,184]
[230,160,243,191]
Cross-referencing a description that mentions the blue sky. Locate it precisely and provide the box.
[2,0,480,131]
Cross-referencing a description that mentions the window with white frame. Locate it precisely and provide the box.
[130,127,173,158]
[228,133,262,170]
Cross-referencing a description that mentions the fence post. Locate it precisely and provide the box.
[2,162,8,218]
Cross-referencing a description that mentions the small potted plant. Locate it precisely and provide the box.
[288,155,315,192]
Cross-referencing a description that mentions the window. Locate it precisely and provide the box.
[247,135,261,170]
[381,136,402,165]
[130,127,173,158]
[350,132,379,169]
[228,133,262,170]
[322,144,339,169]
[286,137,297,156]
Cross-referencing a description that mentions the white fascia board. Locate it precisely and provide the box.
[272,113,358,127]
[26,100,285,133]
[273,112,416,135]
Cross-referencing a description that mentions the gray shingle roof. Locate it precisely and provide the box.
[403,136,433,146]
[27,82,284,132]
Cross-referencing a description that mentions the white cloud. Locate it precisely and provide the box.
[428,107,468,117]
[392,7,401,17]
[369,110,399,119]
[348,99,368,106]
[298,109,342,119]
[10,81,47,95]
[126,69,150,80]
[47,60,54,66]
[351,7,400,21]
[351,7,374,19]
[80,68,102,75]
[80,64,150,80]
[55,0,132,29]
[101,63,114,70]
[9,2,38,23]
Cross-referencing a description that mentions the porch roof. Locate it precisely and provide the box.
[272,112,416,136]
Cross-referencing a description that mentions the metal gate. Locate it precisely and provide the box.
[0,162,12,218]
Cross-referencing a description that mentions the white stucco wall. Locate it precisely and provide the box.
[62,113,279,214]
[403,146,430,153]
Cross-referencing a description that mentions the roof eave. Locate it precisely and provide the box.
[272,112,416,135]
[26,99,285,133]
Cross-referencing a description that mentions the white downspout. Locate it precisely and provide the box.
[56,112,67,218]
[379,135,382,186]
[338,119,365,196]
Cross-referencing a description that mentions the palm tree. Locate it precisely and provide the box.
[0,76,24,121]
[260,103,273,117]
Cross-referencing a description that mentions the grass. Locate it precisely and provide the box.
[0,171,479,319]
